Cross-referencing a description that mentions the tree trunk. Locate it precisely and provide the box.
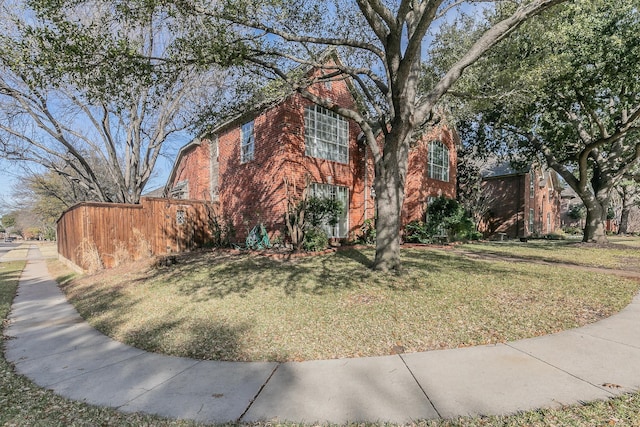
[618,205,631,234]
[373,168,405,271]
[582,199,608,243]
[372,136,409,272]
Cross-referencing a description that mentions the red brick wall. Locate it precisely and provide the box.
[480,174,526,238]
[170,140,212,201]
[213,78,369,241]
[480,167,563,239]
[169,77,458,242]
[403,126,458,224]
[529,170,562,235]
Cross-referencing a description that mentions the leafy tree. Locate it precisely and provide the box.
[456,143,496,230]
[444,0,640,243]
[617,164,640,234]
[1,214,16,230]
[0,0,227,203]
[174,0,567,271]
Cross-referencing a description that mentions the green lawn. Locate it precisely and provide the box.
[61,246,639,362]
[460,236,640,269]
[2,245,640,426]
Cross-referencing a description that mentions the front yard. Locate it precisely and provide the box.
[3,239,640,426]
[57,241,640,362]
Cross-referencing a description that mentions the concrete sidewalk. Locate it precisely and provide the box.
[4,246,640,424]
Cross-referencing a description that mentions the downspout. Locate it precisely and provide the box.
[364,145,368,220]
[517,174,522,238]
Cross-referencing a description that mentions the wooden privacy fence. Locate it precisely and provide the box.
[57,197,217,271]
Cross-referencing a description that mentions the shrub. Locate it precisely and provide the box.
[76,238,103,273]
[404,221,432,244]
[303,226,329,252]
[563,226,583,235]
[207,206,235,247]
[425,196,479,242]
[307,196,344,229]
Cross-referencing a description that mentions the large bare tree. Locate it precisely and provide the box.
[179,0,567,270]
[0,0,226,203]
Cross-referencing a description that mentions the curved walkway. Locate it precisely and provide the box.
[4,246,640,424]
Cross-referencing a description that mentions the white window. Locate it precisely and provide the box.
[310,183,349,238]
[529,170,535,197]
[241,121,254,163]
[305,105,349,164]
[529,208,535,233]
[428,140,449,182]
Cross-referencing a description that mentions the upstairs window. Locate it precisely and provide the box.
[305,105,349,164]
[241,121,254,164]
[529,170,535,197]
[428,140,449,182]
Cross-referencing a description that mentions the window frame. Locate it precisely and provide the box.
[240,120,255,164]
[529,208,535,234]
[304,105,349,164]
[427,140,450,182]
[529,170,535,198]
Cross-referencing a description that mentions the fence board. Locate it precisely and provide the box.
[57,197,217,271]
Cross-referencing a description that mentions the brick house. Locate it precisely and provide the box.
[165,72,457,242]
[478,161,563,239]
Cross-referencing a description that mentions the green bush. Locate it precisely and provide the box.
[563,226,583,235]
[303,226,329,252]
[307,197,344,229]
[404,221,432,244]
[425,196,479,242]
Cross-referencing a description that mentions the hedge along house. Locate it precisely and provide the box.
[165,62,458,243]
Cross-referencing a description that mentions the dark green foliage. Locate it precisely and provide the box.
[404,221,432,244]
[568,204,586,220]
[206,208,235,248]
[303,226,328,252]
[405,197,480,243]
[306,197,344,229]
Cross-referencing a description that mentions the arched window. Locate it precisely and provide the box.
[428,140,449,182]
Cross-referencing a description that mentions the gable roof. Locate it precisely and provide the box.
[480,157,531,179]
[163,137,203,197]
[163,51,367,194]
[204,48,365,138]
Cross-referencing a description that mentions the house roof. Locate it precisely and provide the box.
[163,137,203,196]
[203,48,363,138]
[480,157,530,178]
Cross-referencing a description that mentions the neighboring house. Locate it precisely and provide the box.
[478,161,563,239]
[165,66,457,242]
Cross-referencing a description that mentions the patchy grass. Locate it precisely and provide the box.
[0,260,205,426]
[60,247,640,362]
[609,235,640,248]
[461,237,640,270]
[420,392,640,426]
[3,252,640,426]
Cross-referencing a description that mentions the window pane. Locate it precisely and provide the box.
[428,140,449,182]
[304,105,348,164]
[241,121,254,163]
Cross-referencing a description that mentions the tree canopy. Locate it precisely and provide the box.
[0,0,228,203]
[444,0,640,242]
